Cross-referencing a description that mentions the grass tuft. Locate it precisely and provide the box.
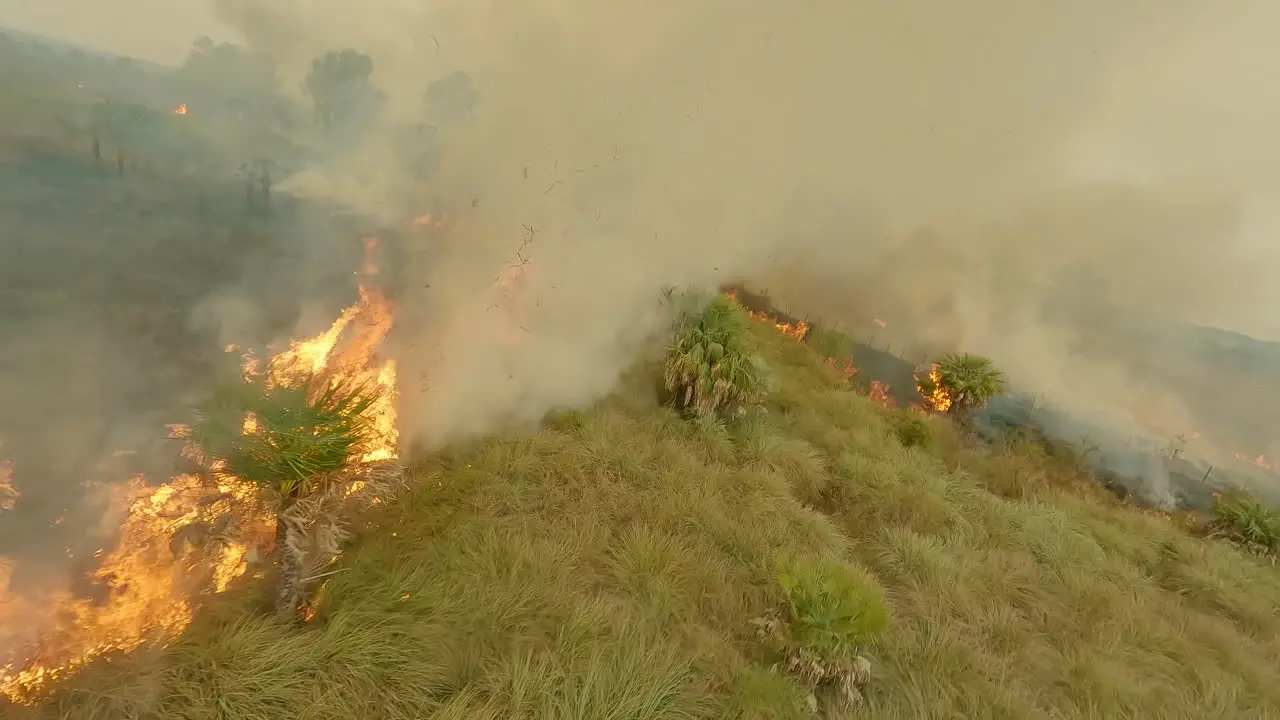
[1208,489,1280,556]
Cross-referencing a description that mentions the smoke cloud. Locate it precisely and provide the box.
[5,0,1280,505]
[203,0,1280,464]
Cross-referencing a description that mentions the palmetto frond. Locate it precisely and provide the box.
[663,291,770,419]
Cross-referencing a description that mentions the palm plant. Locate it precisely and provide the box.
[186,374,385,618]
[931,352,1006,416]
[663,291,770,419]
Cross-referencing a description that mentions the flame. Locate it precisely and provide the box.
[823,356,858,381]
[724,290,811,341]
[0,236,397,703]
[173,103,188,116]
[868,380,895,409]
[917,365,953,413]
[0,475,264,703]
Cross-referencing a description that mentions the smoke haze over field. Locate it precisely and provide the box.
[4,1,1280,477]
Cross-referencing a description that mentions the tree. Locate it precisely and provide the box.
[240,158,276,215]
[178,38,280,127]
[305,48,377,130]
[89,100,165,175]
[185,374,388,619]
[423,70,477,127]
[922,352,1006,417]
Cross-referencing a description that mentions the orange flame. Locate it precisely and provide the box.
[0,236,397,703]
[724,290,811,341]
[917,365,953,413]
[173,103,188,116]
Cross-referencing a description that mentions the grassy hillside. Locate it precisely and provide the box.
[21,317,1280,719]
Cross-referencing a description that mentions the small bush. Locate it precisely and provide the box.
[777,556,890,659]
[892,412,933,449]
[1209,490,1280,555]
[663,291,770,420]
[754,556,889,711]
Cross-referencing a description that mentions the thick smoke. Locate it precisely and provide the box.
[196,0,1280,473]
[6,0,1278,495]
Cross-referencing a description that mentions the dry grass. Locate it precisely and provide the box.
[21,323,1280,719]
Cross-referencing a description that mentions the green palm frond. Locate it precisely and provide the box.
[663,291,770,419]
[188,374,378,497]
[934,352,1005,412]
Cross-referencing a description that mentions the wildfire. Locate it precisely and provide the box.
[725,290,811,341]
[0,236,398,704]
[173,103,188,116]
[917,365,953,413]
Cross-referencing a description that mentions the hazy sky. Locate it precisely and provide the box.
[0,0,231,63]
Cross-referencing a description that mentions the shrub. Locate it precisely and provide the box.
[928,352,1006,415]
[778,557,889,658]
[663,291,770,420]
[1209,490,1280,555]
[892,412,933,449]
[755,556,889,711]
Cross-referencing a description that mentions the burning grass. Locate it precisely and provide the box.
[10,318,1280,719]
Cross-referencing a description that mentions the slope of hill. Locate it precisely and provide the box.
[16,319,1280,719]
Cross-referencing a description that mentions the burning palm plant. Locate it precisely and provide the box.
[183,372,399,619]
[917,352,1005,418]
[663,290,771,420]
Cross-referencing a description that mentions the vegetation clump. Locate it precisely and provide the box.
[754,556,889,711]
[1208,489,1280,556]
[919,352,1006,416]
[891,411,933,449]
[663,291,770,420]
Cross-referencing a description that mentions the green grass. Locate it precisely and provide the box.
[23,322,1280,719]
